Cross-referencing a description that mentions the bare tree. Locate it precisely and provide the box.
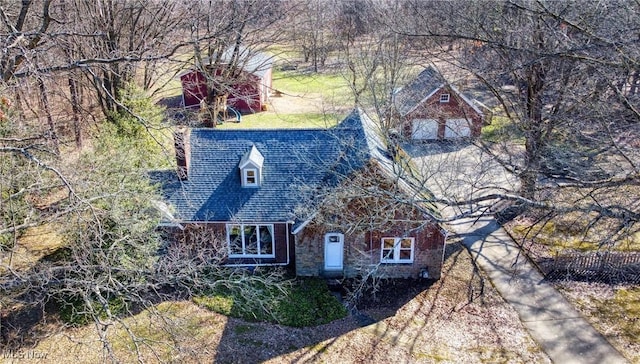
[336,1,416,131]
[0,2,302,359]
[0,0,53,83]
[315,0,640,254]
[0,95,290,360]
[186,0,287,113]
[61,0,184,117]
[346,1,640,243]
[284,0,340,72]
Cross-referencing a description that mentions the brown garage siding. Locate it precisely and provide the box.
[404,87,483,139]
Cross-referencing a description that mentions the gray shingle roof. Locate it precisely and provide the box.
[167,109,380,224]
[394,66,445,116]
[220,46,273,78]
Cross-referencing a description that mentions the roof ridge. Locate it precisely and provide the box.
[190,127,331,133]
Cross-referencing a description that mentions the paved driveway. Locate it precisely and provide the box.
[452,217,628,364]
[403,140,518,219]
[404,140,629,364]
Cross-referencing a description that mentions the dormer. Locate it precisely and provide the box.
[239,145,264,188]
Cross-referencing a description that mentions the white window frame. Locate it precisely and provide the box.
[227,224,275,258]
[243,168,258,187]
[439,93,450,103]
[380,237,415,264]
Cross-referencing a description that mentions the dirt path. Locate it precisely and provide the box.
[268,92,326,114]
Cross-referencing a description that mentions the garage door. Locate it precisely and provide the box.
[412,119,439,140]
[444,119,471,138]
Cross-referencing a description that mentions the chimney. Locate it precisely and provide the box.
[174,128,191,180]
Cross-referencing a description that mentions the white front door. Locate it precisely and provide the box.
[324,233,344,271]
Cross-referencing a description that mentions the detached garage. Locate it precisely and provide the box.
[394,66,486,141]
[412,118,472,140]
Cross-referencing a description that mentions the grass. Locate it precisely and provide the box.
[510,218,640,254]
[481,115,524,144]
[414,350,452,362]
[265,44,300,61]
[272,68,353,104]
[508,215,640,361]
[216,112,339,129]
[0,224,65,274]
[575,286,640,363]
[609,288,640,339]
[213,67,353,129]
[207,65,353,130]
[193,277,347,327]
[42,301,224,363]
[23,240,549,363]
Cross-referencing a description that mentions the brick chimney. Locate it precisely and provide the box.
[174,128,191,180]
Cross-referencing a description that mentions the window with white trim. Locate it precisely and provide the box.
[243,168,258,187]
[227,224,275,257]
[380,237,414,263]
[439,93,450,103]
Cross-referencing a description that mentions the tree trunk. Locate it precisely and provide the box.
[38,78,59,154]
[519,60,546,200]
[629,69,640,96]
[68,74,83,148]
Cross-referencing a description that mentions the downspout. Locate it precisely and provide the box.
[440,228,449,267]
[285,220,292,266]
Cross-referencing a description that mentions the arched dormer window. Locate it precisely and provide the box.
[239,145,264,188]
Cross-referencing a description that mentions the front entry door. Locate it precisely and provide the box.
[324,233,344,271]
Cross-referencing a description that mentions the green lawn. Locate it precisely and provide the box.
[481,115,525,143]
[273,69,352,99]
[216,68,353,129]
[217,112,339,129]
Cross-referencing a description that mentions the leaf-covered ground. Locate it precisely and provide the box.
[26,241,549,363]
[505,216,640,363]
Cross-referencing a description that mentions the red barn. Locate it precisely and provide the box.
[180,47,273,114]
[394,66,486,140]
[180,70,208,108]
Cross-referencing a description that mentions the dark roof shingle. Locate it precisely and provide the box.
[394,66,445,116]
[167,109,378,223]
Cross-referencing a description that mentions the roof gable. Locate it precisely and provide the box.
[394,66,484,118]
[239,144,264,170]
[219,46,273,78]
[395,66,445,116]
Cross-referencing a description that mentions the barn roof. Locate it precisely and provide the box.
[165,109,382,224]
[218,46,273,78]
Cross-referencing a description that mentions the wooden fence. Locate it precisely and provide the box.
[537,251,640,284]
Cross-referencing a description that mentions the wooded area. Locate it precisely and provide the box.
[1,0,639,361]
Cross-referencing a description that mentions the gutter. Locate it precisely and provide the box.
[291,212,316,235]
